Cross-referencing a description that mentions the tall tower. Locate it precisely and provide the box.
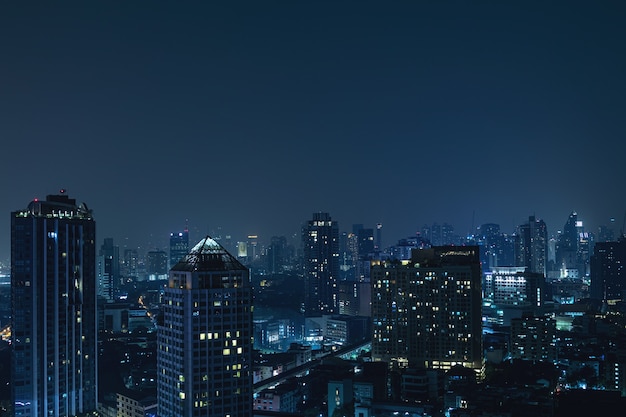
[515,215,548,277]
[302,212,340,316]
[157,236,253,417]
[98,237,119,302]
[11,190,98,417]
[371,246,483,372]
[590,237,626,302]
[169,226,190,269]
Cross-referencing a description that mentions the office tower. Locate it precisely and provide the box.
[477,223,500,273]
[122,248,139,280]
[555,212,581,277]
[157,236,253,417]
[371,246,483,372]
[302,212,340,316]
[146,250,168,280]
[515,215,548,277]
[11,191,97,416]
[170,227,189,269]
[590,238,626,302]
[98,237,119,302]
[375,223,383,251]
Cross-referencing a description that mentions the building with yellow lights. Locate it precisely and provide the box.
[157,236,253,417]
[370,246,483,373]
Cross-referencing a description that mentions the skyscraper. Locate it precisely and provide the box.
[371,246,483,372]
[11,191,98,417]
[169,227,189,269]
[590,237,626,302]
[302,212,340,316]
[515,215,548,277]
[157,236,253,417]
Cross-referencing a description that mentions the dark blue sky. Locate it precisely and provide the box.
[1,1,625,259]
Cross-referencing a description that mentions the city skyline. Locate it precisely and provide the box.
[2,1,625,261]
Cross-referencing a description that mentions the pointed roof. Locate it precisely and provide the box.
[171,236,247,272]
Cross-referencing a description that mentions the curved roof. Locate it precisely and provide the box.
[171,235,247,272]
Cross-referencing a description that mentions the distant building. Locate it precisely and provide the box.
[590,238,626,302]
[122,248,139,279]
[146,250,168,280]
[11,191,98,416]
[371,246,483,372]
[169,227,189,269]
[302,212,340,316]
[556,212,591,278]
[510,314,557,362]
[515,215,548,277]
[267,235,288,274]
[98,237,120,302]
[117,391,157,417]
[484,267,545,308]
[157,236,253,417]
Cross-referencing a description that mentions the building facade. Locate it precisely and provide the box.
[11,191,98,417]
[484,267,545,308]
[371,246,483,372]
[302,212,340,316]
[157,236,253,417]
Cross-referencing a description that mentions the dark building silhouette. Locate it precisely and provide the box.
[590,238,626,302]
[555,211,592,279]
[302,212,339,316]
[157,236,253,417]
[146,250,168,278]
[98,237,120,302]
[11,191,98,416]
[515,215,548,277]
[371,246,483,372]
[267,235,288,274]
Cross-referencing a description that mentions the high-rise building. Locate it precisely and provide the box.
[11,191,98,416]
[510,314,557,362]
[371,246,483,372]
[267,235,288,274]
[157,236,253,417]
[555,212,581,278]
[122,248,139,280]
[590,238,626,302]
[515,215,548,277]
[170,227,189,269]
[98,237,120,302]
[302,212,340,316]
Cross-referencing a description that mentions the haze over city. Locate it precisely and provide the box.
[2,1,625,259]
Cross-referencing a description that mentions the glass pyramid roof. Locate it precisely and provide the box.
[171,236,247,272]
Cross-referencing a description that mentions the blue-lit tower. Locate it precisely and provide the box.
[157,236,253,417]
[11,191,98,417]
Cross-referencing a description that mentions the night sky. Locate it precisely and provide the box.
[1,1,625,260]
